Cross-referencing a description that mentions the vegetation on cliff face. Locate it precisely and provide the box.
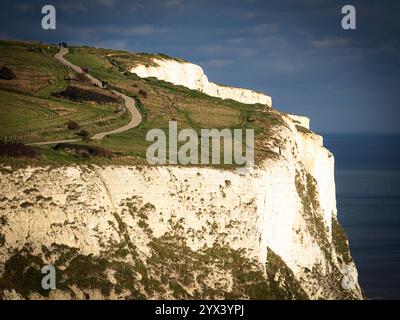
[0,236,308,300]
[265,248,308,299]
[332,217,353,264]
[294,168,360,299]
[0,248,50,299]
[295,169,331,258]
[0,164,362,300]
[0,204,307,300]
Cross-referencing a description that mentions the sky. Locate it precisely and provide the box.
[1,0,399,133]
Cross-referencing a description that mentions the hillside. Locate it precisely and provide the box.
[0,40,363,300]
[0,40,283,167]
[0,41,130,145]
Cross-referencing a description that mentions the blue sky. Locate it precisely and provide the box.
[1,0,400,133]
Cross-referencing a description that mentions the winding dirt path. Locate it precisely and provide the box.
[30,47,142,145]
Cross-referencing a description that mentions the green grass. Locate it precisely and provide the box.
[0,40,131,144]
[107,50,189,69]
[1,40,284,167]
[0,40,67,96]
[0,90,125,139]
[66,47,125,83]
[66,46,284,164]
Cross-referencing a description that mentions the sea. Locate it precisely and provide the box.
[323,133,400,300]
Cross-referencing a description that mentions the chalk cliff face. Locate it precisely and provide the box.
[130,58,272,107]
[0,113,363,300]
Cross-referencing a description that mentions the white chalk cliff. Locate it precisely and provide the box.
[0,52,363,300]
[130,58,272,107]
[0,113,363,300]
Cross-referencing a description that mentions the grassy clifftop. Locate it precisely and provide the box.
[0,40,285,168]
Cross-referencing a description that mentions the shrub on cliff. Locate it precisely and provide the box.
[0,66,16,80]
[53,143,114,159]
[66,120,81,130]
[77,129,91,139]
[138,89,148,98]
[0,142,39,158]
[54,86,121,105]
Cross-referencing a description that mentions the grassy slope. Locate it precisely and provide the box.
[66,47,285,163]
[0,40,130,144]
[1,41,286,167]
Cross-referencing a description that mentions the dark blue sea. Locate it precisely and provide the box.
[323,133,400,300]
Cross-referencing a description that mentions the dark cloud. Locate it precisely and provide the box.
[0,0,399,132]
